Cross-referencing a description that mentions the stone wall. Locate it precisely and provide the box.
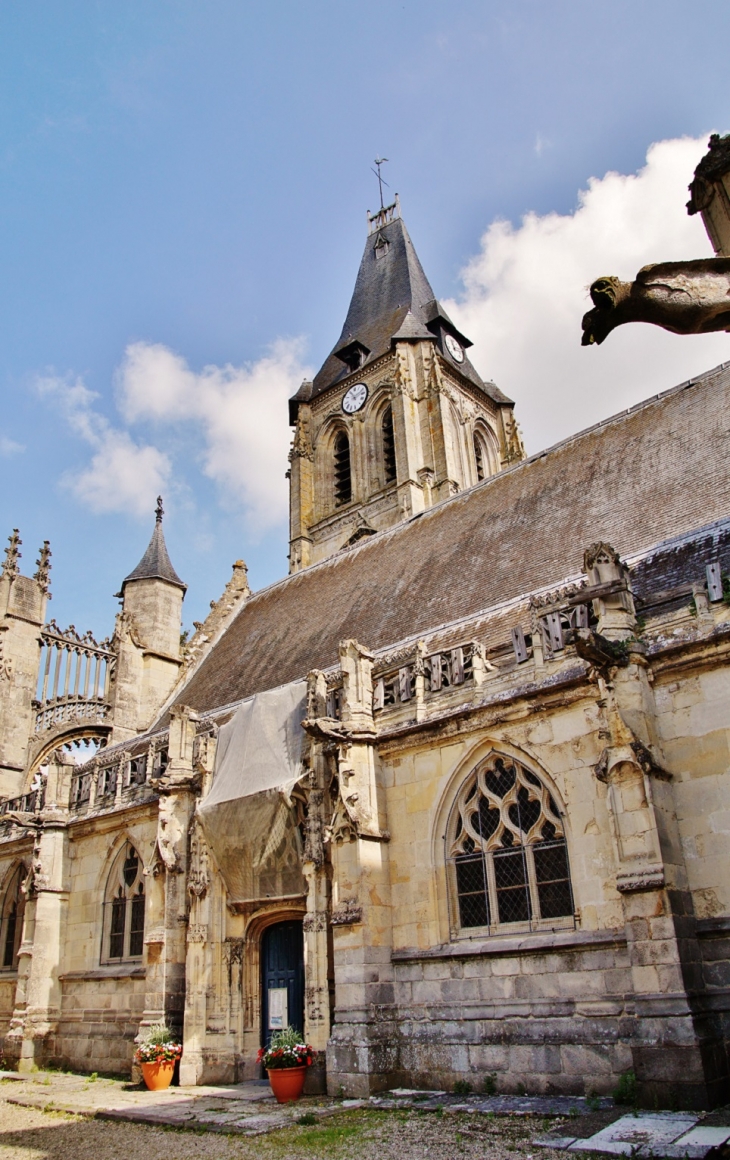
[54,972,146,1075]
[327,620,730,1106]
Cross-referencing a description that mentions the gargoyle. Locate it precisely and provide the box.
[581,258,730,346]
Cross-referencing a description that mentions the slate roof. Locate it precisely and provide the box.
[302,212,510,412]
[162,360,730,721]
[122,514,187,593]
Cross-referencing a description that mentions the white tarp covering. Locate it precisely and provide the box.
[197,679,308,906]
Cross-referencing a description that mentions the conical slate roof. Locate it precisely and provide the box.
[302,205,510,409]
[122,499,186,593]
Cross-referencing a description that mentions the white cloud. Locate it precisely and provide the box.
[0,436,24,456]
[37,373,171,517]
[117,337,309,531]
[445,135,730,454]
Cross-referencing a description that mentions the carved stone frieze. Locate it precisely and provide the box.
[374,643,417,674]
[330,898,363,925]
[616,865,666,894]
[187,924,208,943]
[302,911,327,932]
[529,581,587,611]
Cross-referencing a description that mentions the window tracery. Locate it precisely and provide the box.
[1,865,26,970]
[103,842,145,962]
[446,754,574,934]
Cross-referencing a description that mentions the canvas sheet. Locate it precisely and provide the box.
[197,678,308,905]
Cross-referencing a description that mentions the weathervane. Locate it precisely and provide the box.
[155,496,164,524]
[371,157,390,210]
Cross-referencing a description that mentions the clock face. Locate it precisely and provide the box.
[444,334,464,363]
[342,382,368,414]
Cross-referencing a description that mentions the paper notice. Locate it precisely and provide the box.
[268,986,288,1029]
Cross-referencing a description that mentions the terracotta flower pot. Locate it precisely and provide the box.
[267,1065,307,1103]
[140,1060,176,1091]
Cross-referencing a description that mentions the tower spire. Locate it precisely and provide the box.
[121,499,186,594]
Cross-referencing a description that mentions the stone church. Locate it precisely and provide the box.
[0,143,729,1110]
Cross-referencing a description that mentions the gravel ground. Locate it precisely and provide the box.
[0,1097,562,1160]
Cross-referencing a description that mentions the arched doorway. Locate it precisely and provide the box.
[260,920,304,1049]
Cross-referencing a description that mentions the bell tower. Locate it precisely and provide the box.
[288,197,524,573]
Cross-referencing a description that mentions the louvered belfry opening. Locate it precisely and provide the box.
[474,433,485,481]
[334,430,352,506]
[382,406,397,484]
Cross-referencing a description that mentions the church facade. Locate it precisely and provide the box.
[0,186,729,1109]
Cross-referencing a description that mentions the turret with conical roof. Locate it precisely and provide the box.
[287,197,524,573]
[122,497,186,595]
[113,498,186,736]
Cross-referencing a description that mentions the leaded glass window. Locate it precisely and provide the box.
[447,755,574,934]
[103,842,145,962]
[0,866,26,970]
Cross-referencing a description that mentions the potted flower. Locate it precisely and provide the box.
[134,1023,183,1091]
[257,1026,314,1103]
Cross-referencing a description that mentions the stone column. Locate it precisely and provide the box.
[420,353,461,503]
[390,344,427,517]
[325,640,396,1096]
[16,750,73,1072]
[288,401,314,574]
[300,671,334,1093]
[179,820,211,1086]
[137,706,198,1055]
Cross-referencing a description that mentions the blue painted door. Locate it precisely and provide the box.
[261,920,304,1049]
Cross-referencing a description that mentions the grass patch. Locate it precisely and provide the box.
[613,1070,638,1107]
[290,1123,360,1149]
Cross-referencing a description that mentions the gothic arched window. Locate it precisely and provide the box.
[382,406,397,485]
[446,754,574,934]
[333,431,352,506]
[102,843,145,963]
[1,866,26,970]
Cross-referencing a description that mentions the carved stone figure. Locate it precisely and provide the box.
[581,259,730,346]
[583,134,730,346]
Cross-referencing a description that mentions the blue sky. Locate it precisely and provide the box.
[1,1,729,639]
